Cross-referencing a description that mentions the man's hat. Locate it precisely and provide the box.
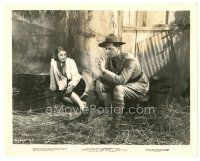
[98,34,126,48]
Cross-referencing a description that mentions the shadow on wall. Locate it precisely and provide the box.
[12,11,69,75]
[12,20,67,75]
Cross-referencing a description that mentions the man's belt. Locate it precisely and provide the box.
[127,72,143,83]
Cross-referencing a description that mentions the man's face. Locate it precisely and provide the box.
[57,51,67,62]
[104,43,119,57]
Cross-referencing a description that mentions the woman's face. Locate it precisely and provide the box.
[104,43,120,57]
[57,51,67,62]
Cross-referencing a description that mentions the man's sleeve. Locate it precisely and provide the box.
[102,58,137,85]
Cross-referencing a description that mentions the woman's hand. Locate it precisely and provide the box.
[66,85,74,94]
[98,58,106,73]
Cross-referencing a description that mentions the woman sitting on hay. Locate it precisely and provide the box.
[50,47,87,112]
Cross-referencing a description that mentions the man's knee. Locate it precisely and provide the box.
[114,85,125,100]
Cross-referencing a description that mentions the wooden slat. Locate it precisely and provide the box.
[123,11,130,27]
[129,11,137,27]
[118,11,124,40]
[123,25,180,31]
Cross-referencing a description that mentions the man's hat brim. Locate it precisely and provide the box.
[98,41,126,48]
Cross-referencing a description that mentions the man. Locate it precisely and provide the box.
[96,34,149,134]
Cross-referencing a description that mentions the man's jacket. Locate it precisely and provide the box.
[102,52,149,95]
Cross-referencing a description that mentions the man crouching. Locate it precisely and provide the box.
[96,34,149,140]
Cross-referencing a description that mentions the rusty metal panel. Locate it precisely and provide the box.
[137,31,179,85]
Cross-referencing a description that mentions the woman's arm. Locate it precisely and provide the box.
[68,60,82,87]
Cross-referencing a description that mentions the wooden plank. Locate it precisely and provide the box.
[129,11,137,27]
[123,25,180,31]
[118,11,124,40]
[123,11,130,27]
[166,11,169,24]
[150,11,166,26]
[137,11,146,27]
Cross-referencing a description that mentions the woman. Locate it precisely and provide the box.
[50,47,87,111]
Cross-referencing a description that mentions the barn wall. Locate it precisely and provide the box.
[12,12,69,75]
[12,10,190,105]
[120,11,190,96]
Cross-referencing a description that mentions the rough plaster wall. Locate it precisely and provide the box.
[68,11,118,90]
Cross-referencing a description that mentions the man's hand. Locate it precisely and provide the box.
[66,85,74,94]
[98,58,106,73]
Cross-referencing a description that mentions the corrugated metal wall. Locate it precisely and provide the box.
[137,31,179,85]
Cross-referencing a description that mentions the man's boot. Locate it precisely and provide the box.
[111,100,124,128]
[111,113,122,130]
[105,100,124,143]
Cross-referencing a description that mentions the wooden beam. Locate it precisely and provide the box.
[123,25,181,31]
[166,11,169,24]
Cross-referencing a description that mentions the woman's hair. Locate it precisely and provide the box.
[54,47,67,61]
